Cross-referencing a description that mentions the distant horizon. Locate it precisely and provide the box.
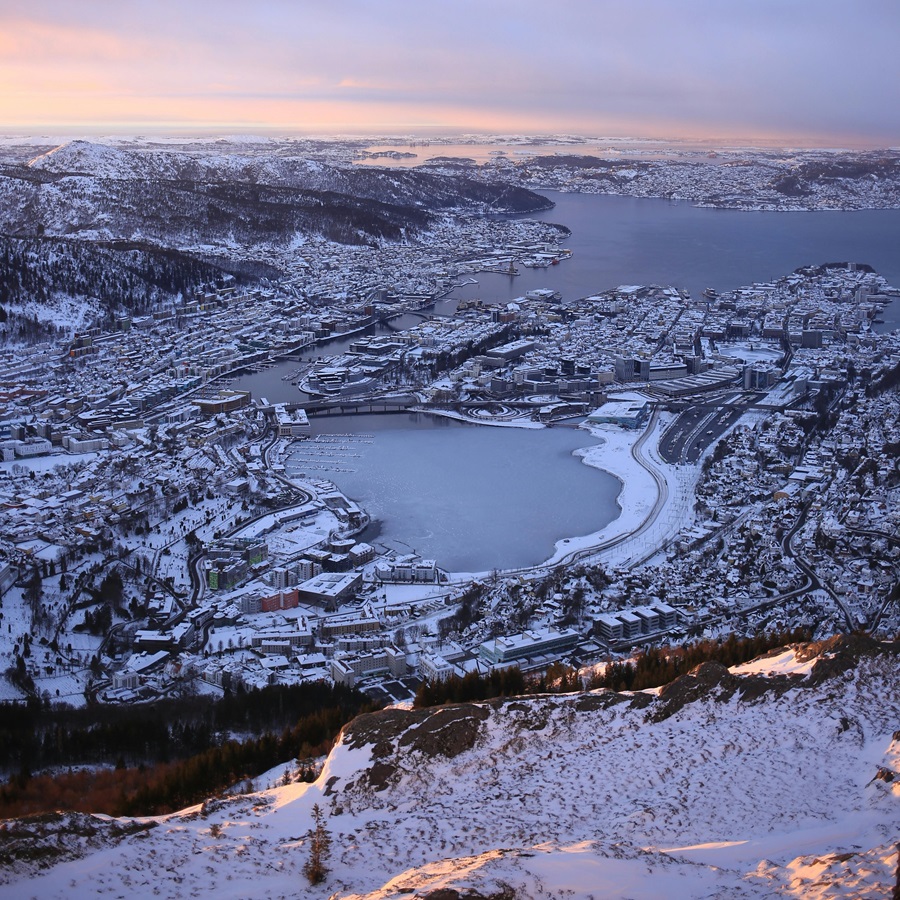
[0,131,897,154]
[2,1,898,149]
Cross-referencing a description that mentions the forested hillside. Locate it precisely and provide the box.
[0,236,252,342]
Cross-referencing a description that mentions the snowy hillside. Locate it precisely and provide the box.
[0,140,551,272]
[27,140,330,190]
[26,140,552,212]
[0,140,555,343]
[1,635,897,898]
[0,234,255,344]
[0,166,433,249]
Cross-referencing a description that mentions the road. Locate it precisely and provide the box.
[492,408,675,580]
[658,391,764,464]
[781,498,856,631]
[183,427,315,606]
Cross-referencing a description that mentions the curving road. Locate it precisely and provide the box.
[494,409,676,580]
[781,498,856,631]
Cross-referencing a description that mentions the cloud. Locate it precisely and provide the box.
[0,0,897,143]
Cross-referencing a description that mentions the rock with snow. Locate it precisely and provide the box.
[0,636,897,898]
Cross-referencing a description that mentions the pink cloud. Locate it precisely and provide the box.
[0,1,897,144]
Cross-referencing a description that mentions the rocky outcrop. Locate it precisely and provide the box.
[2,638,898,899]
[332,637,900,805]
[801,633,897,684]
[0,812,156,874]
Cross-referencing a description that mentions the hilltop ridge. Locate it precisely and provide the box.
[1,635,898,898]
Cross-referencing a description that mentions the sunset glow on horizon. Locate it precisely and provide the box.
[2,0,898,146]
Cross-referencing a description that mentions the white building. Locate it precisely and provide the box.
[479,627,579,665]
[586,394,650,429]
[331,646,407,687]
[273,404,311,438]
[14,437,52,457]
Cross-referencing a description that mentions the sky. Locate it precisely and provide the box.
[1,0,898,146]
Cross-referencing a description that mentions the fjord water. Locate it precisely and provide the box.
[284,413,620,573]
[237,193,900,408]
[455,192,900,330]
[237,193,900,570]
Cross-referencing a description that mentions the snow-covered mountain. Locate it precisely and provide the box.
[0,233,263,343]
[25,140,551,213]
[0,140,551,248]
[1,635,897,898]
[0,140,553,343]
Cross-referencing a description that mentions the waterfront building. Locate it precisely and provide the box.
[273,404,310,438]
[587,394,650,429]
[191,390,252,416]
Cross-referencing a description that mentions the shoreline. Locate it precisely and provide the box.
[540,418,669,571]
[420,411,691,577]
[523,412,697,575]
[274,409,696,581]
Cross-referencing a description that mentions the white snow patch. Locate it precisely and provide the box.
[730,647,817,678]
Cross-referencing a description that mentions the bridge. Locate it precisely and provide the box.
[289,389,798,421]
[284,391,598,419]
[285,394,420,416]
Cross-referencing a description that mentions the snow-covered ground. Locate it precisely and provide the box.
[729,647,819,678]
[542,414,700,571]
[0,450,100,476]
[232,508,340,554]
[2,639,896,898]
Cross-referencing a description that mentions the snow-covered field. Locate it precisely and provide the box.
[2,638,897,898]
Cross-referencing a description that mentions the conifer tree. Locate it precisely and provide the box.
[303,803,331,885]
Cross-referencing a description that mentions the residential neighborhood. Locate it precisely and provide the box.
[2,237,898,707]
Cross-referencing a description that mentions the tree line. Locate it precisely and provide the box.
[0,630,812,819]
[414,628,812,707]
[0,680,375,820]
[0,234,245,343]
[0,696,365,819]
[584,628,811,692]
[0,235,236,311]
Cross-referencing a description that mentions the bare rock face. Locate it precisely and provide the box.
[343,704,491,760]
[648,636,897,722]
[419,889,517,900]
[651,661,739,721]
[342,708,433,751]
[0,812,156,874]
[801,633,894,684]
[397,705,492,759]
[334,703,493,797]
